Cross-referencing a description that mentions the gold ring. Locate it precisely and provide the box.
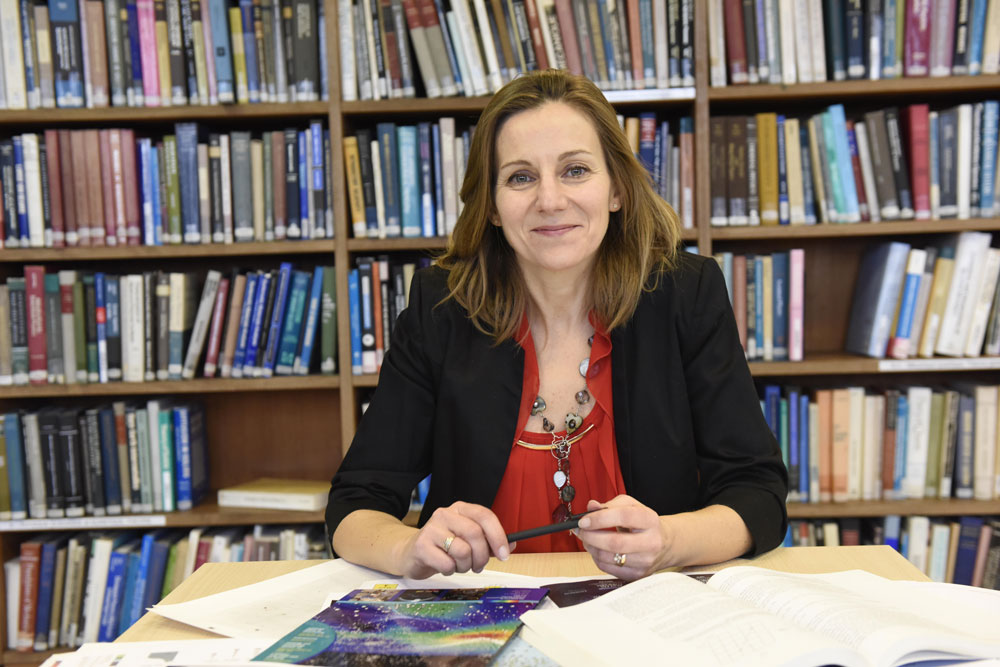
[443,535,455,554]
[613,552,627,566]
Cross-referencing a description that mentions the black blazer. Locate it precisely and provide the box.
[327,253,789,555]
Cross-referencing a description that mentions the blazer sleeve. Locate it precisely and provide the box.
[680,258,789,555]
[325,269,443,545]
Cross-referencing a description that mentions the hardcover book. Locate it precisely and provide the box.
[217,477,330,511]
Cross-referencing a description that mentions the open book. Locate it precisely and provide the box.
[520,566,1000,667]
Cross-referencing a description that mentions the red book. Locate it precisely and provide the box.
[379,0,403,96]
[109,130,128,245]
[733,254,747,351]
[904,0,931,76]
[881,390,899,498]
[17,540,41,652]
[627,0,644,86]
[98,130,117,246]
[371,260,385,370]
[723,0,748,84]
[194,535,213,571]
[24,265,48,385]
[680,123,694,228]
[58,129,78,246]
[83,129,105,246]
[845,121,870,222]
[43,130,66,247]
[202,276,230,378]
[907,104,931,219]
[553,0,583,75]
[120,129,142,245]
[70,131,91,246]
[522,0,549,70]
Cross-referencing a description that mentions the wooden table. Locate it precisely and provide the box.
[117,545,928,643]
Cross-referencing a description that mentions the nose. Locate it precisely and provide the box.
[535,174,568,212]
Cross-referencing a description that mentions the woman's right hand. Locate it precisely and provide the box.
[397,501,513,579]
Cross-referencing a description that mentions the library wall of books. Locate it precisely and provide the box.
[0,0,999,661]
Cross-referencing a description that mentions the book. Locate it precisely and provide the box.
[217,477,330,511]
[520,566,1000,666]
[255,587,548,664]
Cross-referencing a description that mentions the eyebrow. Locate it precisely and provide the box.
[498,150,595,172]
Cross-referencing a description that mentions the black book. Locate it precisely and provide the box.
[845,0,866,79]
[378,258,391,356]
[355,128,377,230]
[938,107,959,218]
[57,408,86,517]
[292,0,319,99]
[668,0,682,86]
[280,0,296,97]
[952,0,971,74]
[105,0,128,105]
[124,406,144,511]
[81,273,99,382]
[254,269,280,374]
[971,102,983,217]
[156,271,171,380]
[142,272,157,381]
[680,0,694,86]
[38,138,52,245]
[178,0,200,101]
[97,407,123,515]
[883,107,914,219]
[49,0,85,107]
[1,140,18,246]
[166,0,188,104]
[284,128,300,236]
[208,134,224,241]
[105,275,123,382]
[740,0,758,83]
[824,0,848,80]
[37,408,67,518]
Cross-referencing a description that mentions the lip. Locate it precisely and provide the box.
[533,225,578,236]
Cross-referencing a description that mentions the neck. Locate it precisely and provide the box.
[522,266,594,347]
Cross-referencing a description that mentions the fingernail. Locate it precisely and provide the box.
[570,528,579,537]
[498,546,510,561]
[579,518,591,528]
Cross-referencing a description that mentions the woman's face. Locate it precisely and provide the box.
[493,102,620,280]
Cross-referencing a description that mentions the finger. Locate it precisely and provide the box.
[454,503,512,567]
[413,530,459,576]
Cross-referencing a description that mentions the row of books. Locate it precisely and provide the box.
[340,0,695,102]
[708,0,1000,87]
[709,101,1000,228]
[760,382,1000,504]
[0,0,328,110]
[784,515,1000,589]
[715,249,806,362]
[348,255,428,374]
[3,523,328,651]
[0,402,208,521]
[846,233,1000,360]
[0,263,337,387]
[0,122,334,250]
[623,112,694,229]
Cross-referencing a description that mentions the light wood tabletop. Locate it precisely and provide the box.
[117,545,928,643]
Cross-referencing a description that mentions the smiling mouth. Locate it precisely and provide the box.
[534,225,577,233]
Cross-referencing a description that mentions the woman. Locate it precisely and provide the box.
[327,70,787,582]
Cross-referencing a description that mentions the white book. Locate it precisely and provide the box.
[853,121,881,222]
[454,135,466,221]
[370,138,387,239]
[862,393,884,501]
[707,0,726,86]
[788,248,804,361]
[0,0,27,109]
[21,412,47,519]
[973,384,998,500]
[905,515,931,574]
[445,12,474,97]
[182,270,220,379]
[450,1,489,96]
[535,0,558,77]
[956,104,974,219]
[762,0,778,82]
[470,0,503,92]
[907,250,937,360]
[80,535,115,643]
[846,386,865,501]
[21,134,45,247]
[338,0,358,101]
[360,0,384,100]
[902,386,932,499]
[146,399,163,512]
[0,25,7,110]
[56,271,78,385]
[120,275,145,383]
[927,522,952,582]
[963,248,1000,357]
[440,117,457,235]
[792,0,813,83]
[652,0,669,88]
[777,0,797,84]
[807,0,826,81]
[220,133,234,243]
[182,527,203,580]
[401,2,439,98]
[936,231,991,356]
[983,0,1000,74]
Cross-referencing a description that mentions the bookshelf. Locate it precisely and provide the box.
[0,0,999,661]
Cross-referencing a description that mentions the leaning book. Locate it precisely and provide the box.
[253,587,548,666]
[519,566,1000,667]
[216,478,331,511]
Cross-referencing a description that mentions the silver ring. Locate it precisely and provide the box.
[613,552,627,566]
[442,535,455,554]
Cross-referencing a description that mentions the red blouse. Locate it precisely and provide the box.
[491,316,626,552]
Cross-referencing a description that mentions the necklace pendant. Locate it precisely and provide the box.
[579,359,589,377]
[553,470,567,488]
[552,505,570,522]
[531,396,546,416]
[542,416,554,432]
[560,484,576,502]
[565,413,582,434]
[575,389,590,405]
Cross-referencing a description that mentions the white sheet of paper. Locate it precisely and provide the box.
[39,639,274,667]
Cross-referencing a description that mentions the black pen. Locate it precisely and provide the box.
[506,509,601,543]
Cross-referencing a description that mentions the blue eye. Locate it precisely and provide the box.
[566,165,589,178]
[508,172,532,184]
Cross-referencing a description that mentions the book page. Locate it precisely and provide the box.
[709,567,1000,666]
[520,572,862,667]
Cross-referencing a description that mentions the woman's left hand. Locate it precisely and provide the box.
[574,496,671,581]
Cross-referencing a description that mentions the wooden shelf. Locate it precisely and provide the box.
[0,102,330,126]
[788,498,1000,519]
[1,375,339,398]
[0,501,323,533]
[711,217,1000,241]
[352,374,379,388]
[749,353,1000,376]
[3,650,54,666]
[707,75,1000,103]
[347,237,450,252]
[0,240,335,263]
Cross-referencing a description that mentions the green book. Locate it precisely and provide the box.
[6,277,28,385]
[924,392,946,498]
[160,539,181,599]
[81,274,99,383]
[135,408,153,513]
[71,277,87,383]
[319,266,336,375]
[163,135,182,244]
[159,408,176,512]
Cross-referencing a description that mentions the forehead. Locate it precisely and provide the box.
[495,102,603,158]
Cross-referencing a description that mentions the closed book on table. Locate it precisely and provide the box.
[217,477,329,511]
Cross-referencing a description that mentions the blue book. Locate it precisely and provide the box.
[776,115,790,224]
[150,144,163,245]
[799,394,810,500]
[143,534,171,610]
[175,404,208,510]
[881,0,898,77]
[377,122,401,237]
[432,0,463,94]
[98,542,135,642]
[126,530,162,630]
[207,0,235,102]
[637,112,657,176]
[883,515,902,551]
[431,123,444,237]
[293,267,324,375]
[139,139,155,244]
[176,123,202,243]
[893,395,909,497]
[418,123,435,238]
[980,101,999,214]
[772,252,789,360]
[117,549,142,635]
[19,0,39,107]
[33,535,62,650]
[4,413,27,519]
[829,104,861,222]
[239,0,260,101]
[261,263,294,376]
[397,126,421,238]
[844,241,911,357]
[754,256,764,354]
[275,271,311,375]
[763,385,781,439]
[104,275,122,381]
[231,272,259,378]
[98,407,124,513]
[242,270,272,376]
[125,1,143,104]
[298,131,309,235]
[95,273,109,382]
[953,516,986,585]
[890,250,924,355]
[12,136,30,245]
[595,0,617,85]
[968,0,989,74]
[48,0,86,107]
[348,268,362,375]
[788,388,799,499]
[311,122,326,235]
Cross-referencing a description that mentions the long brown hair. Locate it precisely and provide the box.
[436,69,682,343]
